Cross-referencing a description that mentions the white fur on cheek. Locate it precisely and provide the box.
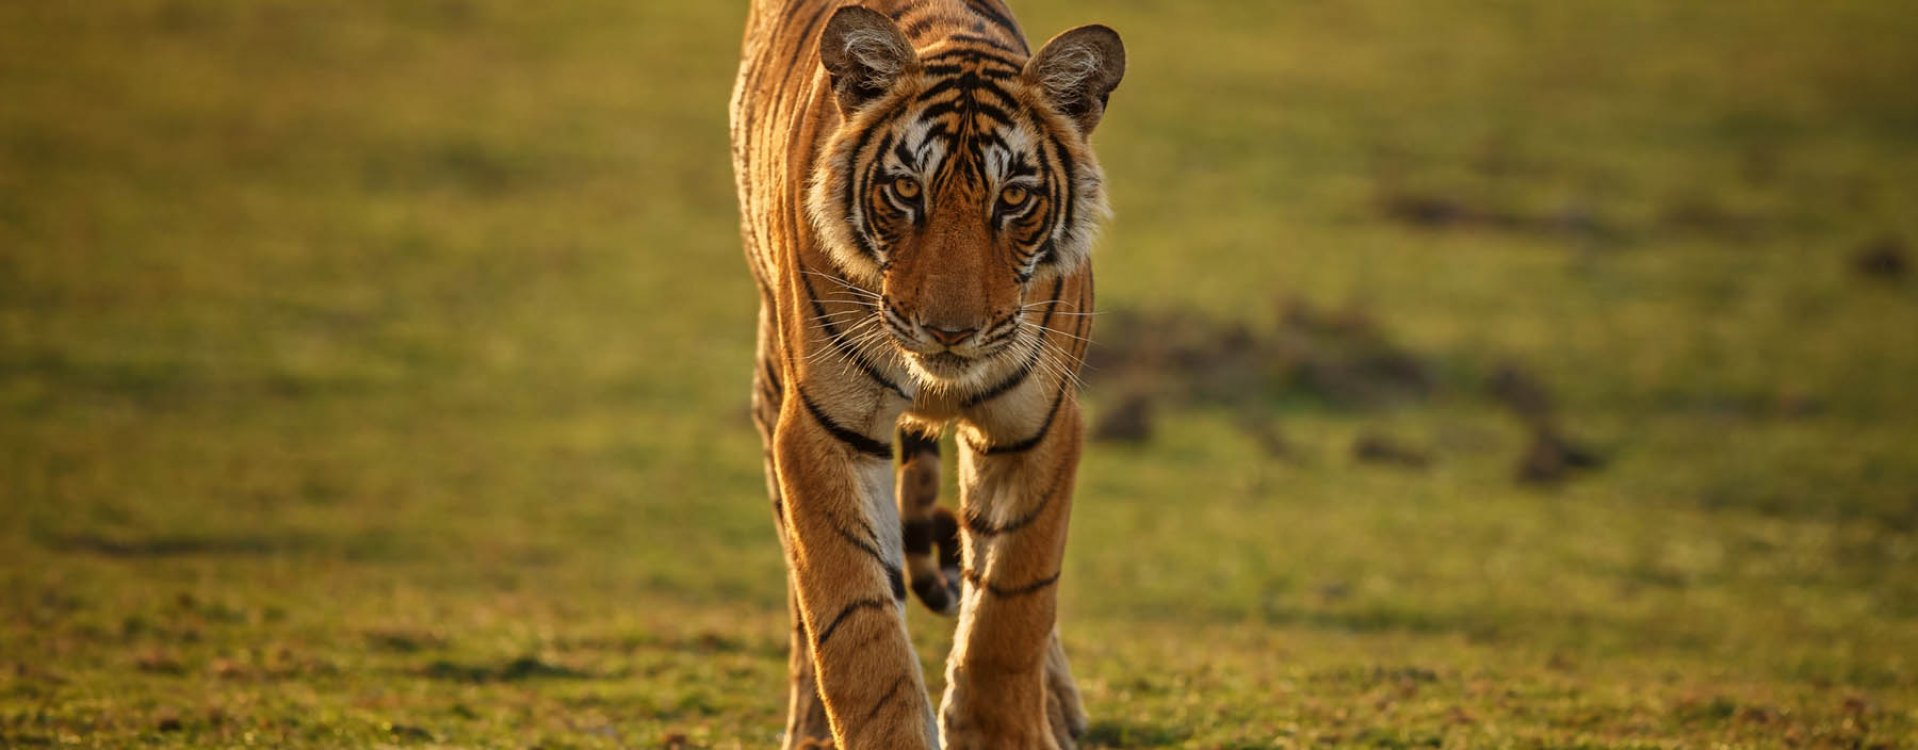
[805,128,887,287]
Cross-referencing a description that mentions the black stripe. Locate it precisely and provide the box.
[921,48,1024,73]
[912,575,953,610]
[962,460,1070,538]
[921,61,1020,81]
[851,138,893,262]
[831,514,890,569]
[887,566,907,601]
[963,568,1061,598]
[901,14,940,39]
[1024,124,1063,268]
[970,104,1017,129]
[780,0,821,28]
[917,75,996,106]
[782,4,835,81]
[959,278,1066,408]
[932,508,962,570]
[890,136,917,171]
[963,0,1027,51]
[950,33,1019,54]
[974,82,1020,113]
[865,676,909,722]
[970,128,1014,156]
[903,518,936,555]
[839,96,912,256]
[975,319,1021,349]
[919,92,1014,125]
[800,275,910,399]
[970,385,1069,456]
[815,598,891,647]
[963,348,1039,408]
[800,390,893,459]
[961,507,995,538]
[1044,132,1077,265]
[899,426,941,456]
[821,510,904,604]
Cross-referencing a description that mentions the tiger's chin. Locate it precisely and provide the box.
[900,348,1001,395]
[905,350,983,385]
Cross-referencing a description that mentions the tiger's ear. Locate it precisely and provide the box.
[1024,25,1126,135]
[819,7,918,115]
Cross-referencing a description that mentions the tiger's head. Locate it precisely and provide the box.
[807,7,1124,389]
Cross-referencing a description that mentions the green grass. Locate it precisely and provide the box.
[4,0,1916,747]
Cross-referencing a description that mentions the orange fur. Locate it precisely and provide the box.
[730,2,1122,747]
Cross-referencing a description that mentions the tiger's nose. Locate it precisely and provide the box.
[925,325,978,347]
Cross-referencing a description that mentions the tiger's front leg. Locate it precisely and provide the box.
[940,395,1086,749]
[770,389,938,749]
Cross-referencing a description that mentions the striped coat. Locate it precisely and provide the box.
[729,1,1122,746]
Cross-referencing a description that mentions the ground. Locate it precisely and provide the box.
[2,1,1916,747]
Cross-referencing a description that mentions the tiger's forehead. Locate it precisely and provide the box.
[919,44,1024,84]
[883,48,1038,185]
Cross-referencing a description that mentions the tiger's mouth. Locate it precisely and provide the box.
[873,302,1031,389]
[895,333,1021,388]
[921,351,972,368]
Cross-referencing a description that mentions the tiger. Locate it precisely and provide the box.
[728,1,1123,747]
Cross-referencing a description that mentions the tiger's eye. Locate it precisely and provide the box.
[893,176,921,199]
[1001,185,1029,207]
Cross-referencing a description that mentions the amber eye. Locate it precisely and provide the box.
[892,175,921,200]
[1000,184,1029,208]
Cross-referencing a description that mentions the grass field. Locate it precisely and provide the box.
[4,1,1917,747]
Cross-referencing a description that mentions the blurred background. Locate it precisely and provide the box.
[3,1,1915,747]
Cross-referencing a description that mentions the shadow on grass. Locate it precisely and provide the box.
[37,527,421,563]
[1261,603,1497,641]
[40,532,301,558]
[418,656,593,683]
[1080,719,1192,748]
[0,352,390,409]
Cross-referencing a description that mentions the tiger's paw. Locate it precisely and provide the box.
[1044,636,1087,748]
[940,682,1067,750]
[781,675,834,750]
[941,722,1060,750]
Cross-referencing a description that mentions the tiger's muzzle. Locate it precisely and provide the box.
[883,302,1022,380]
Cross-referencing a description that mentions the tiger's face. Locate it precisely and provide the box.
[807,8,1124,389]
